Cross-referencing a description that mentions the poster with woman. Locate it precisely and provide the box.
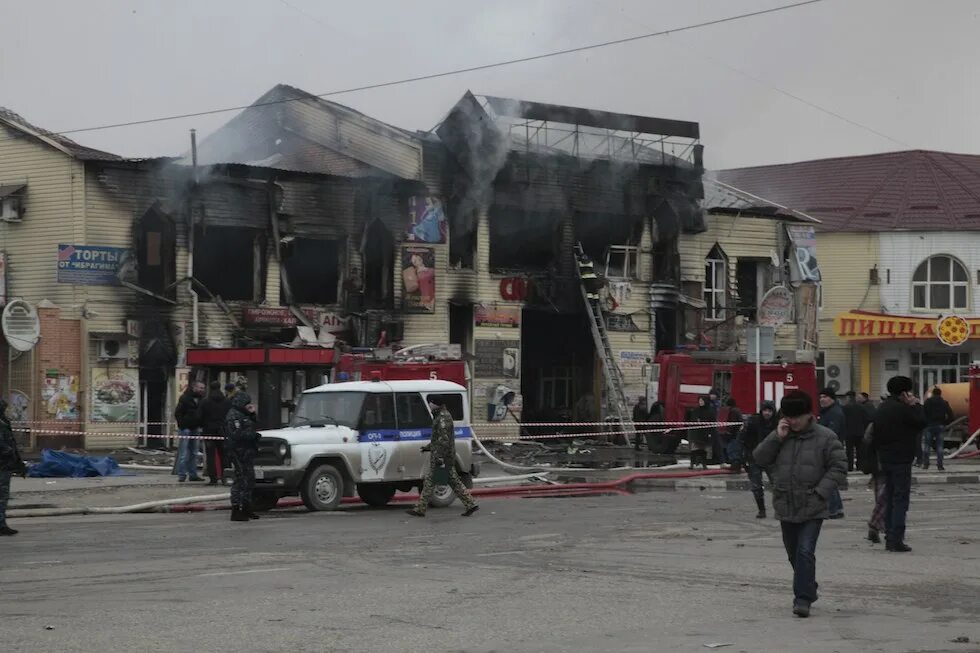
[406,196,447,244]
[401,246,436,313]
[91,368,139,423]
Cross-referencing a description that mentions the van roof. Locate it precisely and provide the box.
[305,379,467,394]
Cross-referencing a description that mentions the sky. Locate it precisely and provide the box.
[2,0,978,170]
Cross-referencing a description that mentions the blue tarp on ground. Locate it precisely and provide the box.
[27,449,129,478]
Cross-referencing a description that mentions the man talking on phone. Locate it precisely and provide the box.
[872,376,927,552]
[754,390,847,618]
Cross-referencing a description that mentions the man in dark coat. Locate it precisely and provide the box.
[872,376,926,552]
[817,388,846,519]
[632,398,650,451]
[922,387,953,471]
[174,381,205,482]
[0,398,28,536]
[842,391,872,472]
[754,390,847,618]
[739,400,777,518]
[723,398,745,471]
[196,380,232,485]
[407,397,478,518]
[225,392,260,522]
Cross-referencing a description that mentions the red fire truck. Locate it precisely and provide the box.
[332,344,468,388]
[652,352,818,422]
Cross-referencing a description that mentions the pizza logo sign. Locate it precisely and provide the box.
[937,315,969,347]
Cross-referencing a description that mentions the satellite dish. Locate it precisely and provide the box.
[2,300,41,352]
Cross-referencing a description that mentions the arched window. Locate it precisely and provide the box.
[704,244,728,321]
[912,255,969,311]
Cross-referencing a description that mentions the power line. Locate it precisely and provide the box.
[56,0,825,136]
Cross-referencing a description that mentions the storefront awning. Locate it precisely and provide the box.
[187,347,336,367]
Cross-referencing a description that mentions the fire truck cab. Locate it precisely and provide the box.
[651,352,818,423]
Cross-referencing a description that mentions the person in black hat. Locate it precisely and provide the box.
[871,376,926,552]
[754,390,846,618]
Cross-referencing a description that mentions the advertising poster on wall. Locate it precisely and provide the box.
[43,373,79,421]
[401,246,436,313]
[474,305,521,329]
[91,368,139,423]
[406,196,448,244]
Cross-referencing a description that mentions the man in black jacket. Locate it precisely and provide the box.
[922,387,953,471]
[739,400,777,518]
[842,391,872,472]
[817,388,846,519]
[0,399,28,536]
[872,375,927,552]
[174,381,205,482]
[196,381,232,485]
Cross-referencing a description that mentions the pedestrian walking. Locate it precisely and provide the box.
[196,380,232,485]
[739,400,777,518]
[817,388,846,519]
[922,387,953,471]
[753,390,847,618]
[860,422,887,544]
[632,397,650,451]
[872,376,926,552]
[407,396,478,518]
[687,396,714,470]
[842,390,872,472]
[174,381,205,482]
[0,398,28,536]
[723,398,745,471]
[226,392,260,522]
[708,389,725,464]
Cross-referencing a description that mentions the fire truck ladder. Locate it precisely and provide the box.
[574,242,636,445]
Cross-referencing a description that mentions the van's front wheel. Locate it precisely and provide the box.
[301,464,343,511]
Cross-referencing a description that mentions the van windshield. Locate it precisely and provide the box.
[292,391,365,428]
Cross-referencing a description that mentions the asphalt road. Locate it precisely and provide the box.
[2,484,979,653]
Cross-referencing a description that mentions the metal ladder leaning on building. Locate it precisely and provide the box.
[573,243,637,446]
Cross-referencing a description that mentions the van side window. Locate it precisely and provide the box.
[426,393,465,421]
[360,393,396,430]
[395,393,432,429]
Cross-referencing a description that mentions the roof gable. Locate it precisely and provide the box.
[0,107,121,161]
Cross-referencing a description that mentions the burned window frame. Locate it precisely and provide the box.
[134,203,177,300]
[281,236,341,306]
[193,225,267,303]
[488,206,558,274]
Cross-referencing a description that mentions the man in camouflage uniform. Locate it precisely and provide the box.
[225,391,260,522]
[406,398,478,518]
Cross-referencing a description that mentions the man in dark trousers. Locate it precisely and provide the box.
[872,376,926,552]
[196,380,232,485]
[632,397,650,451]
[842,391,872,472]
[723,398,745,471]
[817,388,846,519]
[0,398,28,536]
[922,387,953,471]
[407,397,478,518]
[174,381,205,482]
[739,400,777,518]
[754,390,847,618]
[226,391,260,522]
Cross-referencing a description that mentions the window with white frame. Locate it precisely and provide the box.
[704,245,727,321]
[911,255,969,311]
[605,245,639,279]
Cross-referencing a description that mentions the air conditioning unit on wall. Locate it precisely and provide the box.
[97,338,130,360]
[823,361,852,394]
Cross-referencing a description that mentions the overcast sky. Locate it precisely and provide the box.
[2,0,978,170]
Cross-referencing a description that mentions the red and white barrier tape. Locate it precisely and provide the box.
[13,420,173,427]
[477,420,739,428]
[18,427,226,441]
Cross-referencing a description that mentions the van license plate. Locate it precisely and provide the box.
[254,469,265,480]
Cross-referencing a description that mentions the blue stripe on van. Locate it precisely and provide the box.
[358,427,472,442]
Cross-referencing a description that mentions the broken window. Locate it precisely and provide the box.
[704,244,727,321]
[489,207,556,272]
[194,226,265,302]
[362,219,394,309]
[282,237,339,305]
[573,212,642,277]
[735,258,772,321]
[135,204,176,298]
[448,199,476,269]
[605,245,639,280]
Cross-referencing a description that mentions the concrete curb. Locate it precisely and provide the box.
[630,473,980,492]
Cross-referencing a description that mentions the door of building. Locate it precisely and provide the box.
[911,352,968,398]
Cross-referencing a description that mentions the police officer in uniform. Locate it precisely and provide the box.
[407,397,479,518]
[225,391,259,522]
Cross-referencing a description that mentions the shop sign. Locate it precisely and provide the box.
[242,307,317,327]
[834,310,980,346]
[57,244,129,286]
[606,313,640,332]
[406,196,447,244]
[618,351,651,371]
[319,312,350,334]
[475,305,521,329]
[758,286,794,327]
[90,368,139,423]
[785,225,821,284]
[474,339,519,377]
[499,277,528,302]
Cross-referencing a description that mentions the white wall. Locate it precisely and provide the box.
[878,232,980,316]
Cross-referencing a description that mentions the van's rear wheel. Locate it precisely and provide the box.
[357,483,396,507]
[301,464,343,511]
[251,492,281,512]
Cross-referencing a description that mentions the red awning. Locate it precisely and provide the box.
[186,347,335,367]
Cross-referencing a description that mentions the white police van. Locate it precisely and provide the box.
[251,379,477,511]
